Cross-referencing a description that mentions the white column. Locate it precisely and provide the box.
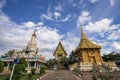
[36,62,38,69]
[29,62,31,68]
[28,62,29,68]
[7,62,10,69]
[34,61,36,68]
[37,62,39,69]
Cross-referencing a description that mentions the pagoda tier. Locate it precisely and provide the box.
[75,26,103,63]
[53,41,67,60]
[76,26,101,52]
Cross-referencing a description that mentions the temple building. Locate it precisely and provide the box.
[75,26,118,72]
[75,26,103,64]
[75,26,103,71]
[53,41,67,60]
[53,41,67,69]
[1,30,45,72]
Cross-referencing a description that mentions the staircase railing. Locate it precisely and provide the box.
[101,63,111,72]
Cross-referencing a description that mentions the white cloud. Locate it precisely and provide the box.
[107,29,120,40]
[62,32,79,55]
[36,26,64,60]
[41,14,53,21]
[0,11,10,23]
[0,7,79,60]
[54,3,63,11]
[0,3,64,60]
[84,18,120,41]
[0,18,63,60]
[41,5,53,21]
[112,42,120,50]
[37,22,44,26]
[0,8,63,60]
[54,12,61,19]
[37,26,63,43]
[85,18,113,33]
[0,11,34,53]
[78,11,91,25]
[89,0,98,3]
[61,15,71,22]
[109,0,114,6]
[23,21,36,28]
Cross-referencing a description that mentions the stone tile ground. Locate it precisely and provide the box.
[43,70,82,80]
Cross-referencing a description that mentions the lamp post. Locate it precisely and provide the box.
[9,58,19,80]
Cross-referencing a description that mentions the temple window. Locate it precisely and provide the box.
[58,54,62,58]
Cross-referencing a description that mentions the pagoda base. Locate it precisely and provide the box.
[76,62,93,71]
[102,61,119,72]
[75,62,119,72]
[75,62,103,71]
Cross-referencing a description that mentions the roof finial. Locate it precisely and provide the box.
[78,20,83,34]
[78,20,87,40]
[32,28,36,36]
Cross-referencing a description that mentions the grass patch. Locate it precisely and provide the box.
[20,74,40,80]
[0,74,10,80]
[0,74,41,80]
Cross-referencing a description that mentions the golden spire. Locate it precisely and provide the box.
[79,23,88,40]
[75,22,101,52]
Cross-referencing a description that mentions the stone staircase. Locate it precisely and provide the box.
[74,65,81,75]
[0,68,11,75]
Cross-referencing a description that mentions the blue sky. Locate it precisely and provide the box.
[0,0,120,60]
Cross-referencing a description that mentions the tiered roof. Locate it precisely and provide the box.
[53,41,67,56]
[76,26,101,51]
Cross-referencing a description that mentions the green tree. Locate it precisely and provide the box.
[7,49,15,57]
[46,59,57,69]
[60,57,69,69]
[12,58,27,80]
[1,49,14,58]
[52,59,57,65]
[31,68,36,75]
[0,60,4,72]
[102,52,120,62]
[13,64,22,80]
[40,66,47,75]
[68,51,77,64]
[18,58,27,72]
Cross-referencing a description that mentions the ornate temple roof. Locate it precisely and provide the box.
[76,26,101,51]
[53,41,67,56]
[23,30,37,52]
[1,30,45,63]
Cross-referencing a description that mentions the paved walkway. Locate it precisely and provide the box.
[43,70,82,80]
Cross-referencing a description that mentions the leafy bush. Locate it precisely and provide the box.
[68,51,77,64]
[12,64,21,80]
[40,66,47,75]
[5,76,10,80]
[12,58,27,80]
[0,60,4,72]
[28,73,32,79]
[60,57,69,69]
[46,59,57,69]
[31,68,36,74]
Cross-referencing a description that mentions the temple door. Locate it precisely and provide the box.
[91,56,96,63]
